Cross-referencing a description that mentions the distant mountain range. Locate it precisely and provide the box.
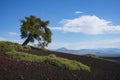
[55,47,120,57]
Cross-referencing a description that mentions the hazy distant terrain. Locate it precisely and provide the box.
[55,47,120,61]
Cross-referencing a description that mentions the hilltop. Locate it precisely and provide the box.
[0,41,120,80]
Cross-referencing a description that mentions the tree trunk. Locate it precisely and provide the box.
[22,34,31,46]
[38,40,45,48]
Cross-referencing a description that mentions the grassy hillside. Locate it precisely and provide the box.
[0,41,90,71]
[0,41,120,80]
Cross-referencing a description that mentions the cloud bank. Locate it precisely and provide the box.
[50,15,120,35]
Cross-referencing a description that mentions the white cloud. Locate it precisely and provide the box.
[75,11,83,14]
[50,15,120,35]
[8,32,19,35]
[49,27,62,30]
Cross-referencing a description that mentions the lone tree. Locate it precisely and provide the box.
[20,15,52,48]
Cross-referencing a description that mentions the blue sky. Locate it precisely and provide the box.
[0,0,120,50]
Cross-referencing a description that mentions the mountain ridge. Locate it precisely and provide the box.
[55,47,120,57]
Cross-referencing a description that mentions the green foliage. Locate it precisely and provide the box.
[20,15,52,48]
[23,45,31,49]
[46,54,90,71]
[48,54,56,57]
[5,51,90,71]
[16,45,24,50]
[0,41,90,71]
[30,46,48,51]
[0,41,31,52]
[0,41,16,52]
[6,51,46,62]
[84,54,98,58]
[39,48,48,51]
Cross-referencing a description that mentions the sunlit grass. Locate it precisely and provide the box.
[6,51,90,71]
[0,41,90,71]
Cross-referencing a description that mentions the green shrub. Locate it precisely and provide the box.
[0,41,25,52]
[23,45,31,50]
[45,56,90,71]
[0,41,16,52]
[40,48,48,51]
[16,45,24,50]
[0,41,90,71]
[5,51,90,71]
[0,41,27,51]
[84,54,99,58]
[6,51,46,62]
[31,46,48,51]
[48,54,56,57]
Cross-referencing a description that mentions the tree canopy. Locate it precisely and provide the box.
[20,15,52,48]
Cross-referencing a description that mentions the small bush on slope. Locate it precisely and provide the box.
[84,54,99,58]
[45,54,90,71]
[6,51,90,71]
[23,45,31,49]
[6,51,46,62]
